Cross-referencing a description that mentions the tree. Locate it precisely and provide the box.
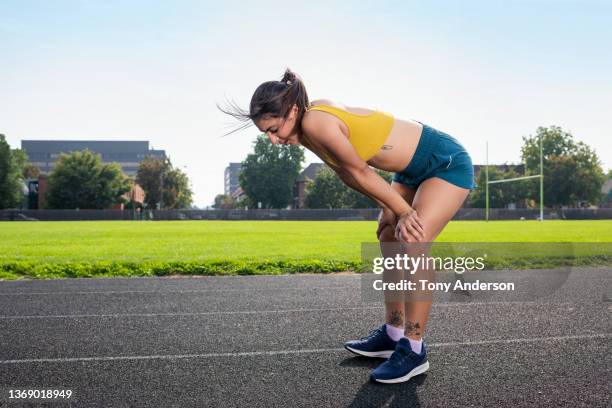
[212,194,237,209]
[136,156,193,209]
[136,156,167,209]
[304,166,346,209]
[304,166,393,209]
[239,135,304,208]
[604,170,612,207]
[0,134,28,209]
[345,170,393,208]
[22,163,40,179]
[521,126,605,207]
[469,166,532,208]
[46,150,131,209]
[163,167,193,209]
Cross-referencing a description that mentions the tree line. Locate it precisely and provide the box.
[0,134,193,210]
[471,126,606,208]
[214,126,608,209]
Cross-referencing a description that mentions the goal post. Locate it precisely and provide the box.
[485,136,544,221]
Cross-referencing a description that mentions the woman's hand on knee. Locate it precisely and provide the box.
[395,208,425,243]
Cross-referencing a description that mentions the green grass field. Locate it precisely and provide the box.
[0,220,610,280]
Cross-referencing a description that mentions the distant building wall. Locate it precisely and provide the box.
[230,186,245,203]
[21,140,166,176]
[224,163,242,196]
[111,182,146,210]
[294,163,325,209]
[129,183,146,204]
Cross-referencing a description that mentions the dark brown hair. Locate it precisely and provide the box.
[218,68,310,136]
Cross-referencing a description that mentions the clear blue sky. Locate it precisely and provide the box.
[1,0,610,207]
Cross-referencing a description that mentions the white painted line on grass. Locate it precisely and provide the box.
[0,333,608,365]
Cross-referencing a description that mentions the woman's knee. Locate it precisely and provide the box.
[377,223,397,242]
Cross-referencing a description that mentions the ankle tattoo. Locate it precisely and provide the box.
[404,320,421,337]
[388,310,404,327]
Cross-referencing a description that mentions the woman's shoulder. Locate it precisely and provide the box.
[303,99,341,131]
[308,99,377,116]
[309,98,336,107]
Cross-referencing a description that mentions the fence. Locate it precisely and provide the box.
[1,208,611,221]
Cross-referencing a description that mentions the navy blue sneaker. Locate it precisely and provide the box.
[344,324,397,358]
[370,338,429,384]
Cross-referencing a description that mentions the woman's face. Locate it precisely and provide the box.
[255,105,300,146]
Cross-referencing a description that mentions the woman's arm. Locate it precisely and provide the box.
[324,160,387,208]
[337,165,412,216]
[302,112,412,217]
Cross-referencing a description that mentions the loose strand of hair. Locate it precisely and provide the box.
[216,98,256,137]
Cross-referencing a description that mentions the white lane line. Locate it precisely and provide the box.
[0,306,385,319]
[0,301,583,320]
[430,333,612,347]
[0,333,608,365]
[0,286,358,296]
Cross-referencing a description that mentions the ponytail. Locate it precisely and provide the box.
[281,69,297,84]
[278,68,309,128]
[218,68,310,136]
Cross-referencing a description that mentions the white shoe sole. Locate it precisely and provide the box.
[344,345,394,359]
[373,361,430,384]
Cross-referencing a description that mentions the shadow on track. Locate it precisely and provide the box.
[339,356,427,407]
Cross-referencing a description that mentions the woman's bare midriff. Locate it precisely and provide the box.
[368,119,422,172]
[308,99,422,173]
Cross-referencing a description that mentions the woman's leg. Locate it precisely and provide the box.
[403,177,470,340]
[378,182,416,329]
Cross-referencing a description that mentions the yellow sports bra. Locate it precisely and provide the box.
[305,104,394,166]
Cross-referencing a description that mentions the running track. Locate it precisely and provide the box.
[0,267,610,407]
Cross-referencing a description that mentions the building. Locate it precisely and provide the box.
[224,162,242,196]
[294,163,325,209]
[21,140,166,176]
[111,182,146,210]
[230,186,246,203]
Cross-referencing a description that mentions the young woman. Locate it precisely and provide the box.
[221,69,475,384]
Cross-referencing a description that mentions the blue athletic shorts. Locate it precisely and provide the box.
[392,122,476,190]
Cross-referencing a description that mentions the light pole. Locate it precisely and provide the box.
[485,141,489,222]
[539,134,544,221]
